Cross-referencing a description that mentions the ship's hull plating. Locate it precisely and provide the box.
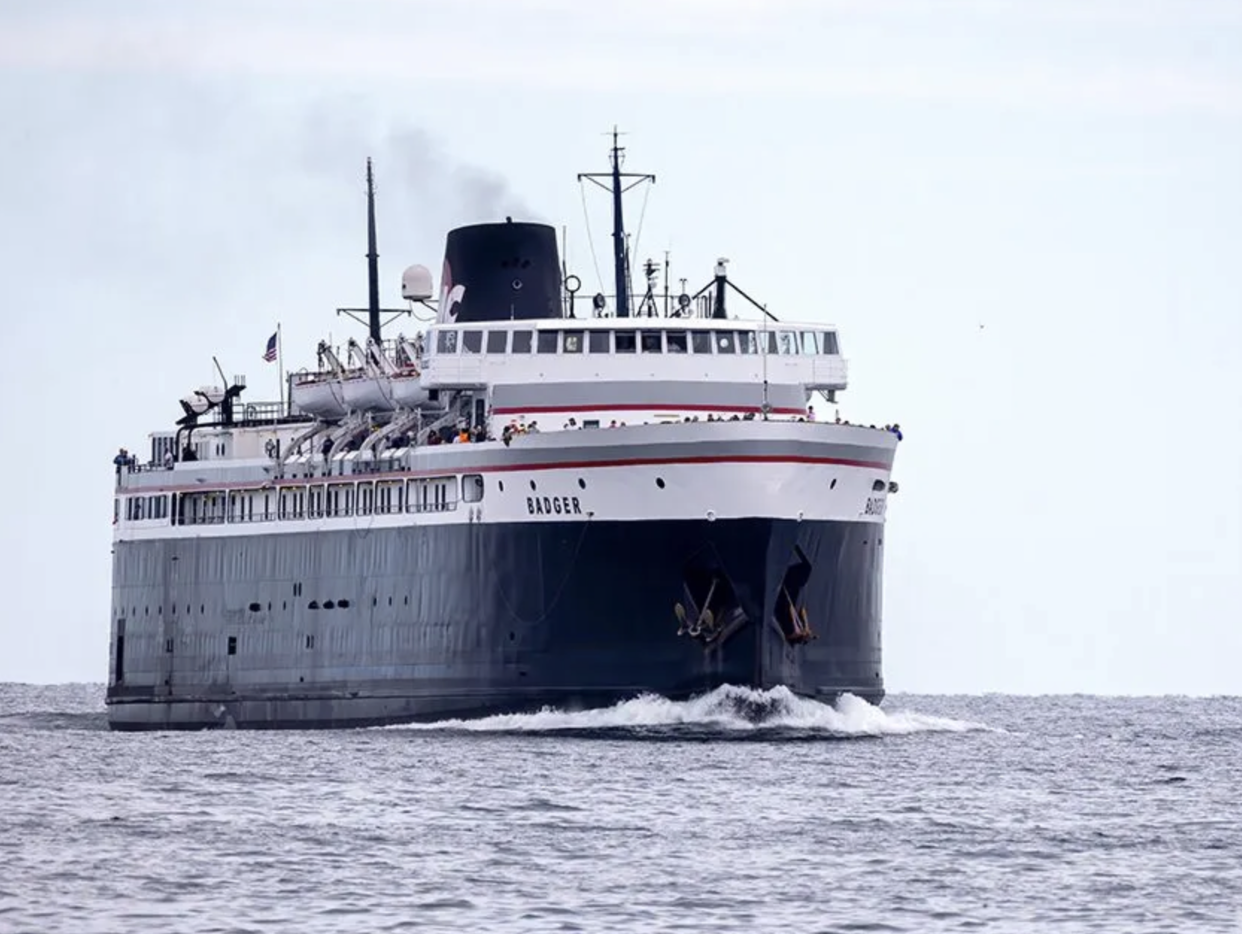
[105,516,884,730]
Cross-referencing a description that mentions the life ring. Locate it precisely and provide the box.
[265,439,278,458]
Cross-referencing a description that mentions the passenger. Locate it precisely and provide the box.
[890,423,903,441]
[163,450,174,469]
[609,420,618,428]
[807,405,816,421]
[113,448,128,476]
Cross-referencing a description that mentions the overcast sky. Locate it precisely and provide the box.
[2,0,1239,693]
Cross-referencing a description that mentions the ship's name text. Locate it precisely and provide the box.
[528,495,584,516]
[864,497,886,517]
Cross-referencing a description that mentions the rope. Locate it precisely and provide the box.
[631,181,652,271]
[579,180,605,297]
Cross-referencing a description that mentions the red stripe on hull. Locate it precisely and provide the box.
[493,403,807,416]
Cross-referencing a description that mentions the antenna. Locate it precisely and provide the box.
[578,127,655,319]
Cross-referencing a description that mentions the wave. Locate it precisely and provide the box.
[395,685,994,738]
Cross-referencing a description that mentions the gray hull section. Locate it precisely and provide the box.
[106,517,885,730]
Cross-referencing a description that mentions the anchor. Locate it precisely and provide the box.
[675,577,727,640]
[781,585,816,645]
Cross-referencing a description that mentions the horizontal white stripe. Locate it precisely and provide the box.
[114,460,893,542]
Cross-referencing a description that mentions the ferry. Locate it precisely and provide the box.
[106,137,900,729]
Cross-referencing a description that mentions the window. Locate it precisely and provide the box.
[666,331,688,353]
[486,330,508,353]
[536,331,559,354]
[641,331,663,353]
[715,331,736,354]
[562,330,584,353]
[357,482,374,516]
[511,330,533,353]
[777,330,797,355]
[436,329,458,354]
[462,330,483,353]
[614,330,637,353]
[691,332,713,354]
[761,330,777,354]
[737,331,758,354]
[588,331,610,353]
[822,331,840,354]
[462,474,484,503]
[801,331,820,355]
[227,636,237,656]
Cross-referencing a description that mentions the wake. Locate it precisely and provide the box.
[398,685,993,738]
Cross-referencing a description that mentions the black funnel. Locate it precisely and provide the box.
[438,221,562,324]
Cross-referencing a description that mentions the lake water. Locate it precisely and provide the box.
[2,684,1239,933]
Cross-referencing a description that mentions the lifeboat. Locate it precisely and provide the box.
[289,373,348,419]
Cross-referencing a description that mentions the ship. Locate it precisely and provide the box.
[105,135,901,730]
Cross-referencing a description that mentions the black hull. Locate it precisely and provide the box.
[106,517,885,730]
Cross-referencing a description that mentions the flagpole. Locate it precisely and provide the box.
[277,322,285,415]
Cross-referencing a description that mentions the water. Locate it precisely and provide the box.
[2,685,1240,933]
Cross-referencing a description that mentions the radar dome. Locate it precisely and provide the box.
[401,264,434,301]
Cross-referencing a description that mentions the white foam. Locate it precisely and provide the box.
[396,685,993,736]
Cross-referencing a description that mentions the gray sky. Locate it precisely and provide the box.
[2,0,1239,692]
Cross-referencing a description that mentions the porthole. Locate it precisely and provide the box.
[655,477,666,489]
[529,479,537,492]
[872,479,886,492]
[323,600,335,610]
[404,596,409,605]
[308,600,320,610]
[498,480,505,492]
[338,599,351,609]
[830,478,837,490]
[578,478,586,490]
[248,603,261,612]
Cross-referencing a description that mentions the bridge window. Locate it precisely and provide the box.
[690,332,713,354]
[761,330,777,354]
[641,331,663,353]
[486,330,508,353]
[511,330,533,353]
[822,331,840,354]
[462,330,483,354]
[777,330,797,355]
[536,331,558,354]
[614,330,637,353]
[736,331,758,354]
[801,331,820,354]
[562,330,584,354]
[715,332,736,354]
[436,329,458,354]
[666,331,688,353]
[588,330,610,353]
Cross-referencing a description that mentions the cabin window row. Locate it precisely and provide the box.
[120,475,486,526]
[435,328,839,357]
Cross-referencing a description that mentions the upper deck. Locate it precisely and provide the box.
[422,317,846,393]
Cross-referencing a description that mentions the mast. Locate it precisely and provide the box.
[608,132,629,317]
[578,128,654,319]
[366,157,381,344]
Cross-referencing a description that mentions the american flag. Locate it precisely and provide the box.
[262,331,278,362]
